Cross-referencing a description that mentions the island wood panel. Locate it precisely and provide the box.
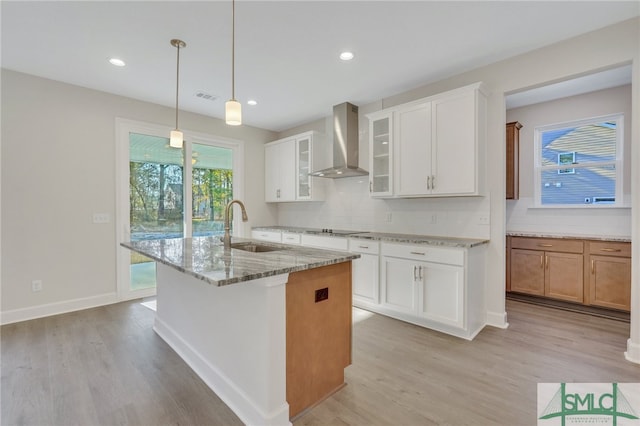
[286,262,352,419]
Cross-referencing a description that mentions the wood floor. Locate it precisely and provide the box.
[2,299,639,425]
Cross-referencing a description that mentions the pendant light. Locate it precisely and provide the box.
[225,0,241,126]
[170,39,186,148]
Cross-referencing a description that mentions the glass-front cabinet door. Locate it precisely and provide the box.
[297,135,312,199]
[368,110,393,197]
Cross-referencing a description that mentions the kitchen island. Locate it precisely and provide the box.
[121,236,359,426]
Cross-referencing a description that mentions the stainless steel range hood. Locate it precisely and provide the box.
[310,102,369,178]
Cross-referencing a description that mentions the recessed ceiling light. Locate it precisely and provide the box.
[109,58,126,67]
[247,99,257,106]
[339,51,354,61]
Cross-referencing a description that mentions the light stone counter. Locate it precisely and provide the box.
[252,226,489,248]
[506,231,631,243]
[121,236,359,287]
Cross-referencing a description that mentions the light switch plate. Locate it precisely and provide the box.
[93,213,110,224]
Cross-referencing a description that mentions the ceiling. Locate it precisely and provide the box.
[2,1,638,132]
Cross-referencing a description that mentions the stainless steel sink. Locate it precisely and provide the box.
[230,242,288,253]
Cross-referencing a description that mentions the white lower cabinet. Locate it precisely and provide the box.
[348,239,380,307]
[300,234,348,251]
[251,230,282,243]
[378,242,485,340]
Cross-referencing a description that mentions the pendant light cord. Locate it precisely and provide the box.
[231,0,235,101]
[175,42,181,129]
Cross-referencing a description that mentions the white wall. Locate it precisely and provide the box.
[1,70,277,320]
[274,18,639,339]
[506,84,632,237]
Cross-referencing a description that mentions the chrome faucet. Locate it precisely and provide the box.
[223,199,249,249]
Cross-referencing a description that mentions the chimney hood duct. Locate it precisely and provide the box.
[310,102,369,179]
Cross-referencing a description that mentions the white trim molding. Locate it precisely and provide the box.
[1,292,118,325]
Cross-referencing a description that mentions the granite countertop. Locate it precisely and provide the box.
[121,237,359,287]
[252,226,489,248]
[507,231,631,243]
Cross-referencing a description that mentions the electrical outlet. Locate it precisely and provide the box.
[386,212,392,222]
[93,213,110,224]
[430,214,437,224]
[32,280,43,292]
[478,215,490,225]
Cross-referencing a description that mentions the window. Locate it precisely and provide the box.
[534,114,623,207]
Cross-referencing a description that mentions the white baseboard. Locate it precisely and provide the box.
[485,310,509,329]
[625,338,640,364]
[1,292,119,325]
[153,317,291,426]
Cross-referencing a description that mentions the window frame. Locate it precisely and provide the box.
[533,113,624,208]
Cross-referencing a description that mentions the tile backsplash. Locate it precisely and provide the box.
[276,177,492,239]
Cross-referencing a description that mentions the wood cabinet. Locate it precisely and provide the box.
[265,131,325,202]
[587,240,631,311]
[508,236,631,311]
[366,82,486,199]
[506,121,522,200]
[509,237,584,303]
[286,262,352,419]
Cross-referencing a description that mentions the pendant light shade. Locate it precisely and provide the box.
[225,0,241,126]
[170,39,186,148]
[170,130,184,148]
[225,99,242,126]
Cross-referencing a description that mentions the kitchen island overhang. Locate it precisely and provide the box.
[121,237,358,426]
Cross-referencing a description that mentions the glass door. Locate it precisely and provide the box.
[116,119,244,301]
[129,133,184,291]
[369,112,393,196]
[297,136,311,199]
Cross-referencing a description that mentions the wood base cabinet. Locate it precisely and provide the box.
[509,237,583,303]
[508,236,631,312]
[587,241,631,311]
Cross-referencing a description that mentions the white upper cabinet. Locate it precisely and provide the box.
[265,131,326,202]
[395,101,432,197]
[367,82,486,198]
[367,110,393,197]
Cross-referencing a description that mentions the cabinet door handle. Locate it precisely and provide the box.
[591,259,595,274]
[540,255,543,268]
[277,189,280,198]
[419,266,423,280]
[413,266,417,280]
[426,176,431,189]
[369,181,373,192]
[600,248,621,252]
[358,245,369,249]
[538,244,553,247]
[545,255,549,269]
[431,175,435,190]
[410,251,426,256]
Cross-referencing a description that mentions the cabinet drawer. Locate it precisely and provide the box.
[348,239,380,255]
[382,242,464,266]
[301,234,348,251]
[251,230,282,243]
[588,241,630,257]
[510,237,583,254]
[281,232,302,245]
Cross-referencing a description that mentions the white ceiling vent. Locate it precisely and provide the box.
[194,91,217,102]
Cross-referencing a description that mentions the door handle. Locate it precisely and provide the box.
[370,181,373,192]
[545,255,549,269]
[431,175,435,190]
[426,176,431,189]
[600,248,621,252]
[537,244,553,247]
[413,266,417,280]
[591,259,595,274]
[410,251,426,256]
[419,266,423,280]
